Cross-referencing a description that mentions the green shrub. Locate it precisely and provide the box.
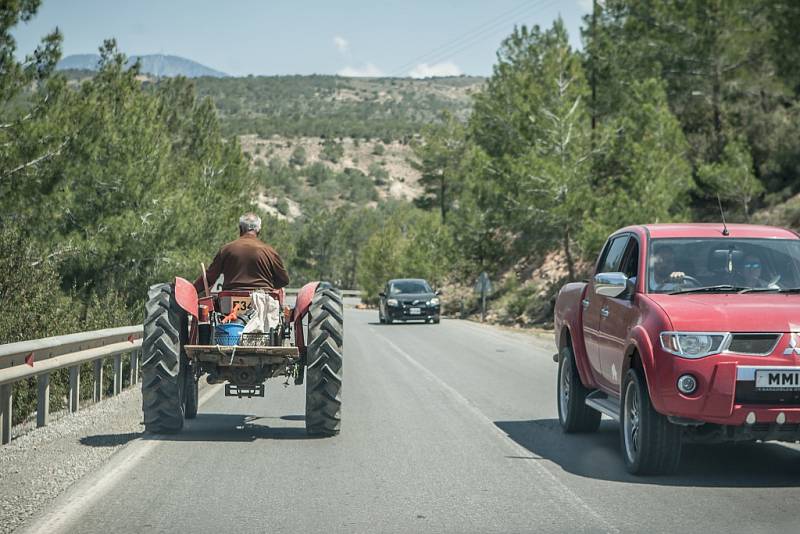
[289,145,307,167]
[320,139,344,163]
[368,162,390,185]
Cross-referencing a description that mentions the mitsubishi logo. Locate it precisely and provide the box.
[784,335,800,356]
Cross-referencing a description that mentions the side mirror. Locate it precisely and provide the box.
[435,289,442,296]
[379,292,386,298]
[594,272,629,298]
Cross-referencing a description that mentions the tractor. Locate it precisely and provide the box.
[141,277,343,436]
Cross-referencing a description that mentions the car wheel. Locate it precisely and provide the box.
[557,346,601,433]
[620,368,682,475]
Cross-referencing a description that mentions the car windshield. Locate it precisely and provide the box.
[648,238,800,294]
[389,280,431,294]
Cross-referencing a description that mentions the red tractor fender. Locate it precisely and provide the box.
[291,281,321,353]
[174,277,198,319]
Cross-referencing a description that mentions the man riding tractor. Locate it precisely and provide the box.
[141,212,343,436]
[193,213,289,296]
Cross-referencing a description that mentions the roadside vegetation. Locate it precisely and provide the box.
[1,2,251,422]
[407,0,800,325]
[193,74,479,140]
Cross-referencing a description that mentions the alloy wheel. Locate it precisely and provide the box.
[559,355,571,423]
[623,380,640,464]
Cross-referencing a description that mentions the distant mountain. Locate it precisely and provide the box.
[57,54,227,78]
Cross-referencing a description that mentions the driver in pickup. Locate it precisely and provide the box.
[649,245,688,292]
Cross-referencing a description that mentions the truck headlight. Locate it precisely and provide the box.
[660,332,728,358]
[387,298,399,306]
[428,298,440,306]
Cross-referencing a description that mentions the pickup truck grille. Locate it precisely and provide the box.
[735,381,800,405]
[728,333,781,355]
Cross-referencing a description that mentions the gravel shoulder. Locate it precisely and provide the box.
[0,387,146,534]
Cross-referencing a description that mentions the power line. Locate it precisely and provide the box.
[405,0,560,76]
[387,0,551,77]
[388,1,538,75]
[388,1,544,76]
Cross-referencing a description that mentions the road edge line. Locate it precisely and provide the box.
[20,383,224,534]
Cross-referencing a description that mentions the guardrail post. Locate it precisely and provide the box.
[0,384,11,444]
[69,366,80,413]
[37,373,50,428]
[130,350,139,385]
[93,359,103,402]
[113,354,122,395]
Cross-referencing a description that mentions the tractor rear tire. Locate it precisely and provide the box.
[142,283,186,433]
[305,286,344,436]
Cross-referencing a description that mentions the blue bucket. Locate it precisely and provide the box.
[215,323,244,346]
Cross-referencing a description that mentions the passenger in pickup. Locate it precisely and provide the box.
[736,253,774,289]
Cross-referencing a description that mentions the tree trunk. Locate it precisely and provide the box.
[564,226,576,281]
[712,70,723,161]
[710,3,724,162]
[440,173,447,223]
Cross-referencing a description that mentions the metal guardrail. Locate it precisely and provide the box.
[0,326,143,445]
[283,288,363,297]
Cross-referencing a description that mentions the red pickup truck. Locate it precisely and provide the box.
[554,223,800,475]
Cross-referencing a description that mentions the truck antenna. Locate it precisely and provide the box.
[717,195,730,236]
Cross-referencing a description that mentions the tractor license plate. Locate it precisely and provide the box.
[756,369,800,390]
[220,296,252,314]
[409,307,421,315]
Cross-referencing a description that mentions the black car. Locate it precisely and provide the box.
[378,278,441,324]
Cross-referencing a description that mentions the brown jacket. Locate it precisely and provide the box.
[194,234,290,293]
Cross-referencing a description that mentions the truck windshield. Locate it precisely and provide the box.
[648,238,800,294]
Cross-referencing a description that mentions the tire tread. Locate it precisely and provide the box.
[141,283,185,433]
[305,287,343,436]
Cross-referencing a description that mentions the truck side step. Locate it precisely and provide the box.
[225,384,265,398]
[585,390,621,421]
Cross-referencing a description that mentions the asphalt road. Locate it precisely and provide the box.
[20,308,800,534]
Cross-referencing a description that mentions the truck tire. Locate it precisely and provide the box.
[305,287,343,436]
[142,283,186,433]
[557,346,601,433]
[184,371,198,419]
[621,368,682,475]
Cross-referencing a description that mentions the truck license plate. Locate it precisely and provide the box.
[409,307,421,315]
[755,369,800,390]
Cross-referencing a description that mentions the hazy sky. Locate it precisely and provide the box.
[13,0,591,77]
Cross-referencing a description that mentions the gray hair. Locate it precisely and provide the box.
[239,212,262,234]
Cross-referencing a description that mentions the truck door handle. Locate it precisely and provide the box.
[582,299,590,309]
[600,307,609,318]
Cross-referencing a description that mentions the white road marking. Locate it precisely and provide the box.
[21,383,224,534]
[375,333,620,534]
